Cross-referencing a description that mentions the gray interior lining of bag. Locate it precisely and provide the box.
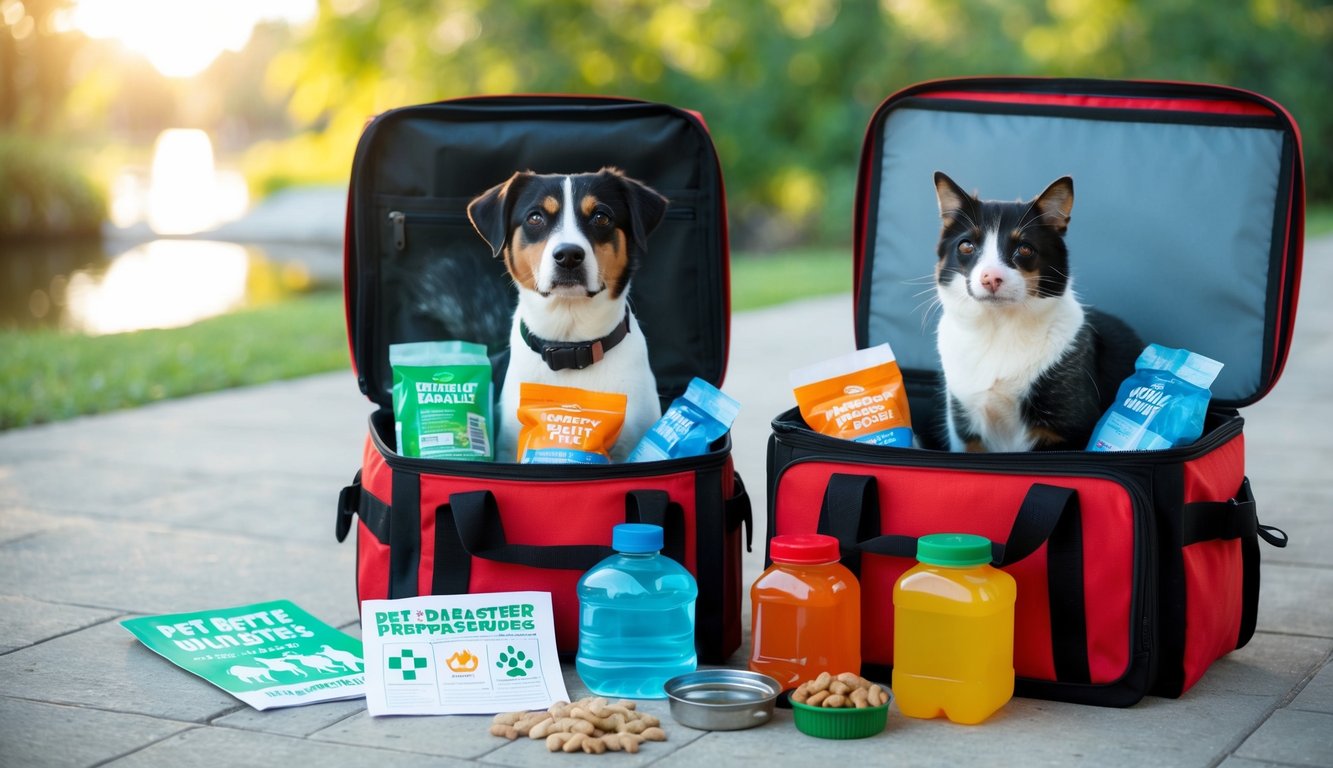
[867,105,1286,405]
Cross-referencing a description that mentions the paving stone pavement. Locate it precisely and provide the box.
[1,236,1330,767]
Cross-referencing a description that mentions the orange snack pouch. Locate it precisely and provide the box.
[790,343,913,447]
[516,382,628,464]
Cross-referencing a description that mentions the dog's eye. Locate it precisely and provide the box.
[957,240,975,257]
[589,211,611,228]
[525,211,546,228]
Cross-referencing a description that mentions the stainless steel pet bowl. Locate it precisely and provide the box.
[664,669,783,731]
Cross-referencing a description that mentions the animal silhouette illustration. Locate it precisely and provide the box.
[319,645,363,672]
[253,656,307,677]
[282,651,339,674]
[227,664,275,684]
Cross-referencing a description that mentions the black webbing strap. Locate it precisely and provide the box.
[727,473,754,553]
[1018,484,1090,685]
[335,470,362,543]
[1179,478,1286,650]
[817,474,884,576]
[815,474,1090,684]
[389,468,422,599]
[432,489,686,595]
[625,490,686,565]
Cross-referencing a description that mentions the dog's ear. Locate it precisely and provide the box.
[933,171,972,225]
[1033,176,1074,233]
[604,168,668,254]
[467,172,531,258]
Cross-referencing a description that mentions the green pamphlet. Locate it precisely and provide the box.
[121,599,364,710]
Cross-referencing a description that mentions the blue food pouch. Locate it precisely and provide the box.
[627,377,740,462]
[1087,344,1224,452]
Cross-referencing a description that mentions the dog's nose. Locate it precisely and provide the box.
[553,244,585,269]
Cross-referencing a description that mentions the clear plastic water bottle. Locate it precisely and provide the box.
[576,523,698,698]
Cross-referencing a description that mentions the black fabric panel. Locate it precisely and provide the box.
[351,100,725,411]
[694,462,728,663]
[389,468,421,598]
[1152,463,1188,698]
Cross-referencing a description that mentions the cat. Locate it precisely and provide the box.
[931,171,1143,452]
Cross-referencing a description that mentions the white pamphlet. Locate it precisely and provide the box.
[361,591,570,716]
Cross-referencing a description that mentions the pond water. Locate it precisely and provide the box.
[2,128,341,335]
[0,237,333,335]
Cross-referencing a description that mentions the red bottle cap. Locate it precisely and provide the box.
[769,533,841,564]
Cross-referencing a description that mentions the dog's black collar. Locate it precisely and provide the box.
[520,310,632,371]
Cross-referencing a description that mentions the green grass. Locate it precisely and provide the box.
[730,245,852,311]
[1307,204,1333,237]
[0,293,349,429]
[0,246,855,429]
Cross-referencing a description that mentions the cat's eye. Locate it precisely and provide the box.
[957,240,976,257]
[1016,244,1035,259]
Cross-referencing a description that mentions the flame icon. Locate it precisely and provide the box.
[447,649,480,673]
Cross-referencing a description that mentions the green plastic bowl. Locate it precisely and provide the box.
[791,698,889,739]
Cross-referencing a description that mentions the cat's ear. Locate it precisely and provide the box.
[1034,176,1074,233]
[933,172,970,223]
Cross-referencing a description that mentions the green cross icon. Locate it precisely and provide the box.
[387,649,430,681]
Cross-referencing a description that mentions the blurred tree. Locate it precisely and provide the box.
[274,0,1327,244]
[1,0,77,131]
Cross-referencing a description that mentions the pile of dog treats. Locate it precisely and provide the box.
[790,671,889,708]
[489,696,668,754]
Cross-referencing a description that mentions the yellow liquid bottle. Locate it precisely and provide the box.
[892,533,1016,725]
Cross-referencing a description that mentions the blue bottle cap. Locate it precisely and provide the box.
[612,523,663,553]
[916,533,993,567]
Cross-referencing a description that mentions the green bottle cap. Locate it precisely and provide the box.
[916,533,993,567]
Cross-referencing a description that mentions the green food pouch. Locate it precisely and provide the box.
[390,340,493,461]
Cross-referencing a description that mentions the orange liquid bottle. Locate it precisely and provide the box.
[892,533,1016,725]
[749,533,861,689]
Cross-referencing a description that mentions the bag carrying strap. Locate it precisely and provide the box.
[432,488,686,595]
[1181,477,1286,548]
[1178,477,1285,652]
[728,472,754,553]
[816,473,1090,684]
[335,471,362,544]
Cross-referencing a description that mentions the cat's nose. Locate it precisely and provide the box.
[980,270,1004,293]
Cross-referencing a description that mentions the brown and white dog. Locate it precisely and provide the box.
[466,167,668,461]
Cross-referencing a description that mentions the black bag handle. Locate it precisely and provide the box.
[1179,477,1285,650]
[432,489,687,595]
[728,473,754,553]
[335,470,361,544]
[815,473,1090,684]
[1181,478,1286,547]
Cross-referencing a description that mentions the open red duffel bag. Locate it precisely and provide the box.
[767,78,1299,706]
[335,96,751,662]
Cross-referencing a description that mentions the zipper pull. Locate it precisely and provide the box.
[389,211,406,251]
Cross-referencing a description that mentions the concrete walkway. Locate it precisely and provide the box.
[1,236,1330,767]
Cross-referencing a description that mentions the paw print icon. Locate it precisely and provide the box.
[495,646,534,677]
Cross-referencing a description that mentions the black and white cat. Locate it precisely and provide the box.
[932,172,1143,452]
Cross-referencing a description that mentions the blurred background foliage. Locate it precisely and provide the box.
[2,0,1330,247]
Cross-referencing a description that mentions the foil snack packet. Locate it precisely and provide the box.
[516,382,627,464]
[791,343,913,447]
[390,340,494,461]
[1088,344,1224,452]
[627,377,740,462]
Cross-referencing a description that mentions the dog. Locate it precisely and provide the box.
[467,167,668,462]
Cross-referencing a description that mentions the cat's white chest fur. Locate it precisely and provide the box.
[937,291,1086,452]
